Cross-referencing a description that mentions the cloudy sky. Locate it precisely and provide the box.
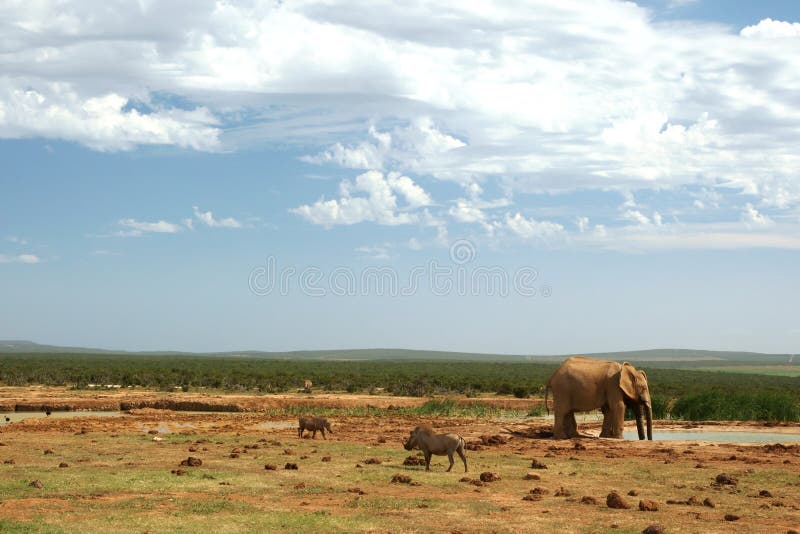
[2,0,799,354]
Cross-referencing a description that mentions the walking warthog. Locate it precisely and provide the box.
[298,416,333,439]
[403,425,467,472]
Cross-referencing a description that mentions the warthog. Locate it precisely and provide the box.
[298,416,333,439]
[403,425,467,472]
[303,380,312,392]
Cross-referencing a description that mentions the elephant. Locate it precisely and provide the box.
[545,356,653,440]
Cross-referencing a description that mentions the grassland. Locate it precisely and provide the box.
[1,401,800,533]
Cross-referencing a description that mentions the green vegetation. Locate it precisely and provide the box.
[1,352,799,421]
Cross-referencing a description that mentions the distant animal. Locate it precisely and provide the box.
[298,416,332,439]
[45,409,51,416]
[303,380,312,393]
[403,425,467,472]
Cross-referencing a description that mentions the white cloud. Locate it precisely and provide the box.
[0,253,41,264]
[576,216,590,233]
[742,203,774,227]
[192,206,243,228]
[449,200,486,223]
[494,213,565,242]
[741,19,800,39]
[4,3,800,248]
[355,245,391,260]
[0,85,221,152]
[302,118,465,175]
[118,218,184,236]
[292,170,432,227]
[622,210,651,225]
[6,236,28,245]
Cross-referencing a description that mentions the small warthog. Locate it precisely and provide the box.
[298,416,333,439]
[403,425,467,472]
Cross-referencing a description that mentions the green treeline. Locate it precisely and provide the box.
[1,353,798,421]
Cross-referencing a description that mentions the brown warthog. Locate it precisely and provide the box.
[298,416,333,439]
[403,425,467,472]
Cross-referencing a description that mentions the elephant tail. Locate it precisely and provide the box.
[544,385,550,416]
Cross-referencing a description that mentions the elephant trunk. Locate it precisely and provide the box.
[634,404,645,440]
[646,404,653,441]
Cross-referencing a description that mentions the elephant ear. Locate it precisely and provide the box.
[619,362,638,400]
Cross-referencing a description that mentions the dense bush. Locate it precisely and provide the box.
[1,353,799,421]
[671,389,800,422]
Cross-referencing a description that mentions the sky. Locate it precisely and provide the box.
[1,0,800,354]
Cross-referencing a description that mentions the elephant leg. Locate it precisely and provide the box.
[600,405,613,438]
[564,412,578,438]
[608,400,625,438]
[553,406,567,438]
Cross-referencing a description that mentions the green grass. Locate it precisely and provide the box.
[693,365,800,377]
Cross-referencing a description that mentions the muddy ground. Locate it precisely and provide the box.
[1,388,799,533]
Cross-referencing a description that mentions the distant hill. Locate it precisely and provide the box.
[0,340,795,366]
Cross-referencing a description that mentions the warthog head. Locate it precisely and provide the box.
[403,430,417,451]
[323,419,333,434]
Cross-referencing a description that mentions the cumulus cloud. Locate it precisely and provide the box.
[292,170,433,227]
[118,218,184,236]
[493,213,565,242]
[4,2,800,248]
[192,206,243,228]
[0,253,41,264]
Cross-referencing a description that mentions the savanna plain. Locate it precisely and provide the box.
[1,352,799,533]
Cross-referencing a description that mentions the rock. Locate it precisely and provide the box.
[264,464,277,470]
[686,495,701,506]
[606,491,630,509]
[642,526,666,534]
[759,489,773,498]
[171,469,187,476]
[390,474,411,484]
[284,463,298,470]
[283,449,295,455]
[229,453,239,458]
[529,487,549,496]
[43,449,54,455]
[703,497,715,508]
[403,455,426,466]
[58,462,69,468]
[29,480,43,488]
[364,458,382,465]
[627,489,639,496]
[347,487,365,495]
[581,496,598,505]
[554,487,572,497]
[321,456,332,462]
[3,459,14,464]
[724,514,740,521]
[530,459,548,469]
[715,473,737,486]
[523,472,541,480]
[479,472,500,482]
[188,447,197,452]
[639,499,659,511]
[180,457,202,467]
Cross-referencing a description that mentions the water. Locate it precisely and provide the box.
[0,411,126,424]
[623,430,800,443]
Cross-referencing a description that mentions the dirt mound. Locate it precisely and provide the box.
[606,491,629,509]
[479,472,500,482]
[642,525,665,534]
[580,496,598,505]
[714,473,737,486]
[530,459,548,469]
[639,499,659,511]
[403,455,426,466]
[180,457,202,467]
[391,474,411,484]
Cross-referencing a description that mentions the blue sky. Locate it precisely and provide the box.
[2,1,799,354]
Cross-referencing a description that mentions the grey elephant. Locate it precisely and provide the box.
[545,356,653,440]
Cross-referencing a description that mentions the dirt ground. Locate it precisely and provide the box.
[1,388,799,533]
